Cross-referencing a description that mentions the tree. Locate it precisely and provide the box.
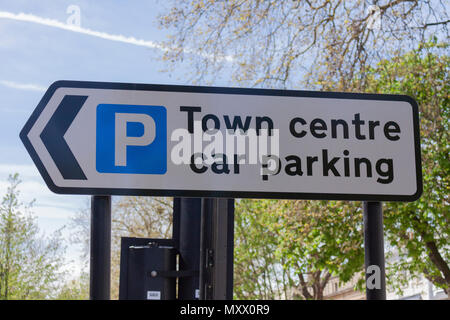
[55,272,89,300]
[234,199,290,299]
[234,199,364,299]
[0,174,66,299]
[158,1,449,297]
[158,0,448,88]
[275,200,365,299]
[70,196,173,299]
[358,42,449,294]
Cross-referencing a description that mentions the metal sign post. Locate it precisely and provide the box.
[363,201,386,300]
[90,195,111,300]
[199,198,234,300]
[177,198,202,299]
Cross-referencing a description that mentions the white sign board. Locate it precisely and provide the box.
[21,81,422,201]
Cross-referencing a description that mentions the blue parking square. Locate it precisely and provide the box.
[96,104,167,174]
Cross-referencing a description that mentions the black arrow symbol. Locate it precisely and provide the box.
[40,95,88,180]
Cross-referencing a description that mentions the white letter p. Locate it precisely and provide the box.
[115,113,156,166]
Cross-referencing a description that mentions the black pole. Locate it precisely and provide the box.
[199,198,213,300]
[90,195,111,300]
[363,201,386,300]
[178,198,202,299]
[199,198,235,300]
[172,197,181,248]
[225,198,235,300]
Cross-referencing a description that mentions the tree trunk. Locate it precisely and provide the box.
[412,216,450,293]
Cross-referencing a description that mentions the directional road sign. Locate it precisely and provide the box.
[20,80,422,201]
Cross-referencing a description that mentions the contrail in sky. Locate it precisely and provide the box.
[0,11,233,92]
[0,11,167,51]
[0,11,233,62]
[0,80,46,92]
[0,11,167,93]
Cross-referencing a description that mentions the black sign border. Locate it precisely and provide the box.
[20,80,423,202]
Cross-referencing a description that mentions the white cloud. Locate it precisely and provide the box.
[0,80,47,92]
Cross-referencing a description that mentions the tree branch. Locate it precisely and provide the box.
[298,272,313,300]
[412,216,450,288]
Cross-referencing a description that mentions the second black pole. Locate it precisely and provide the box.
[363,201,386,300]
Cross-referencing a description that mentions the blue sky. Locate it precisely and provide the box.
[0,0,214,277]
